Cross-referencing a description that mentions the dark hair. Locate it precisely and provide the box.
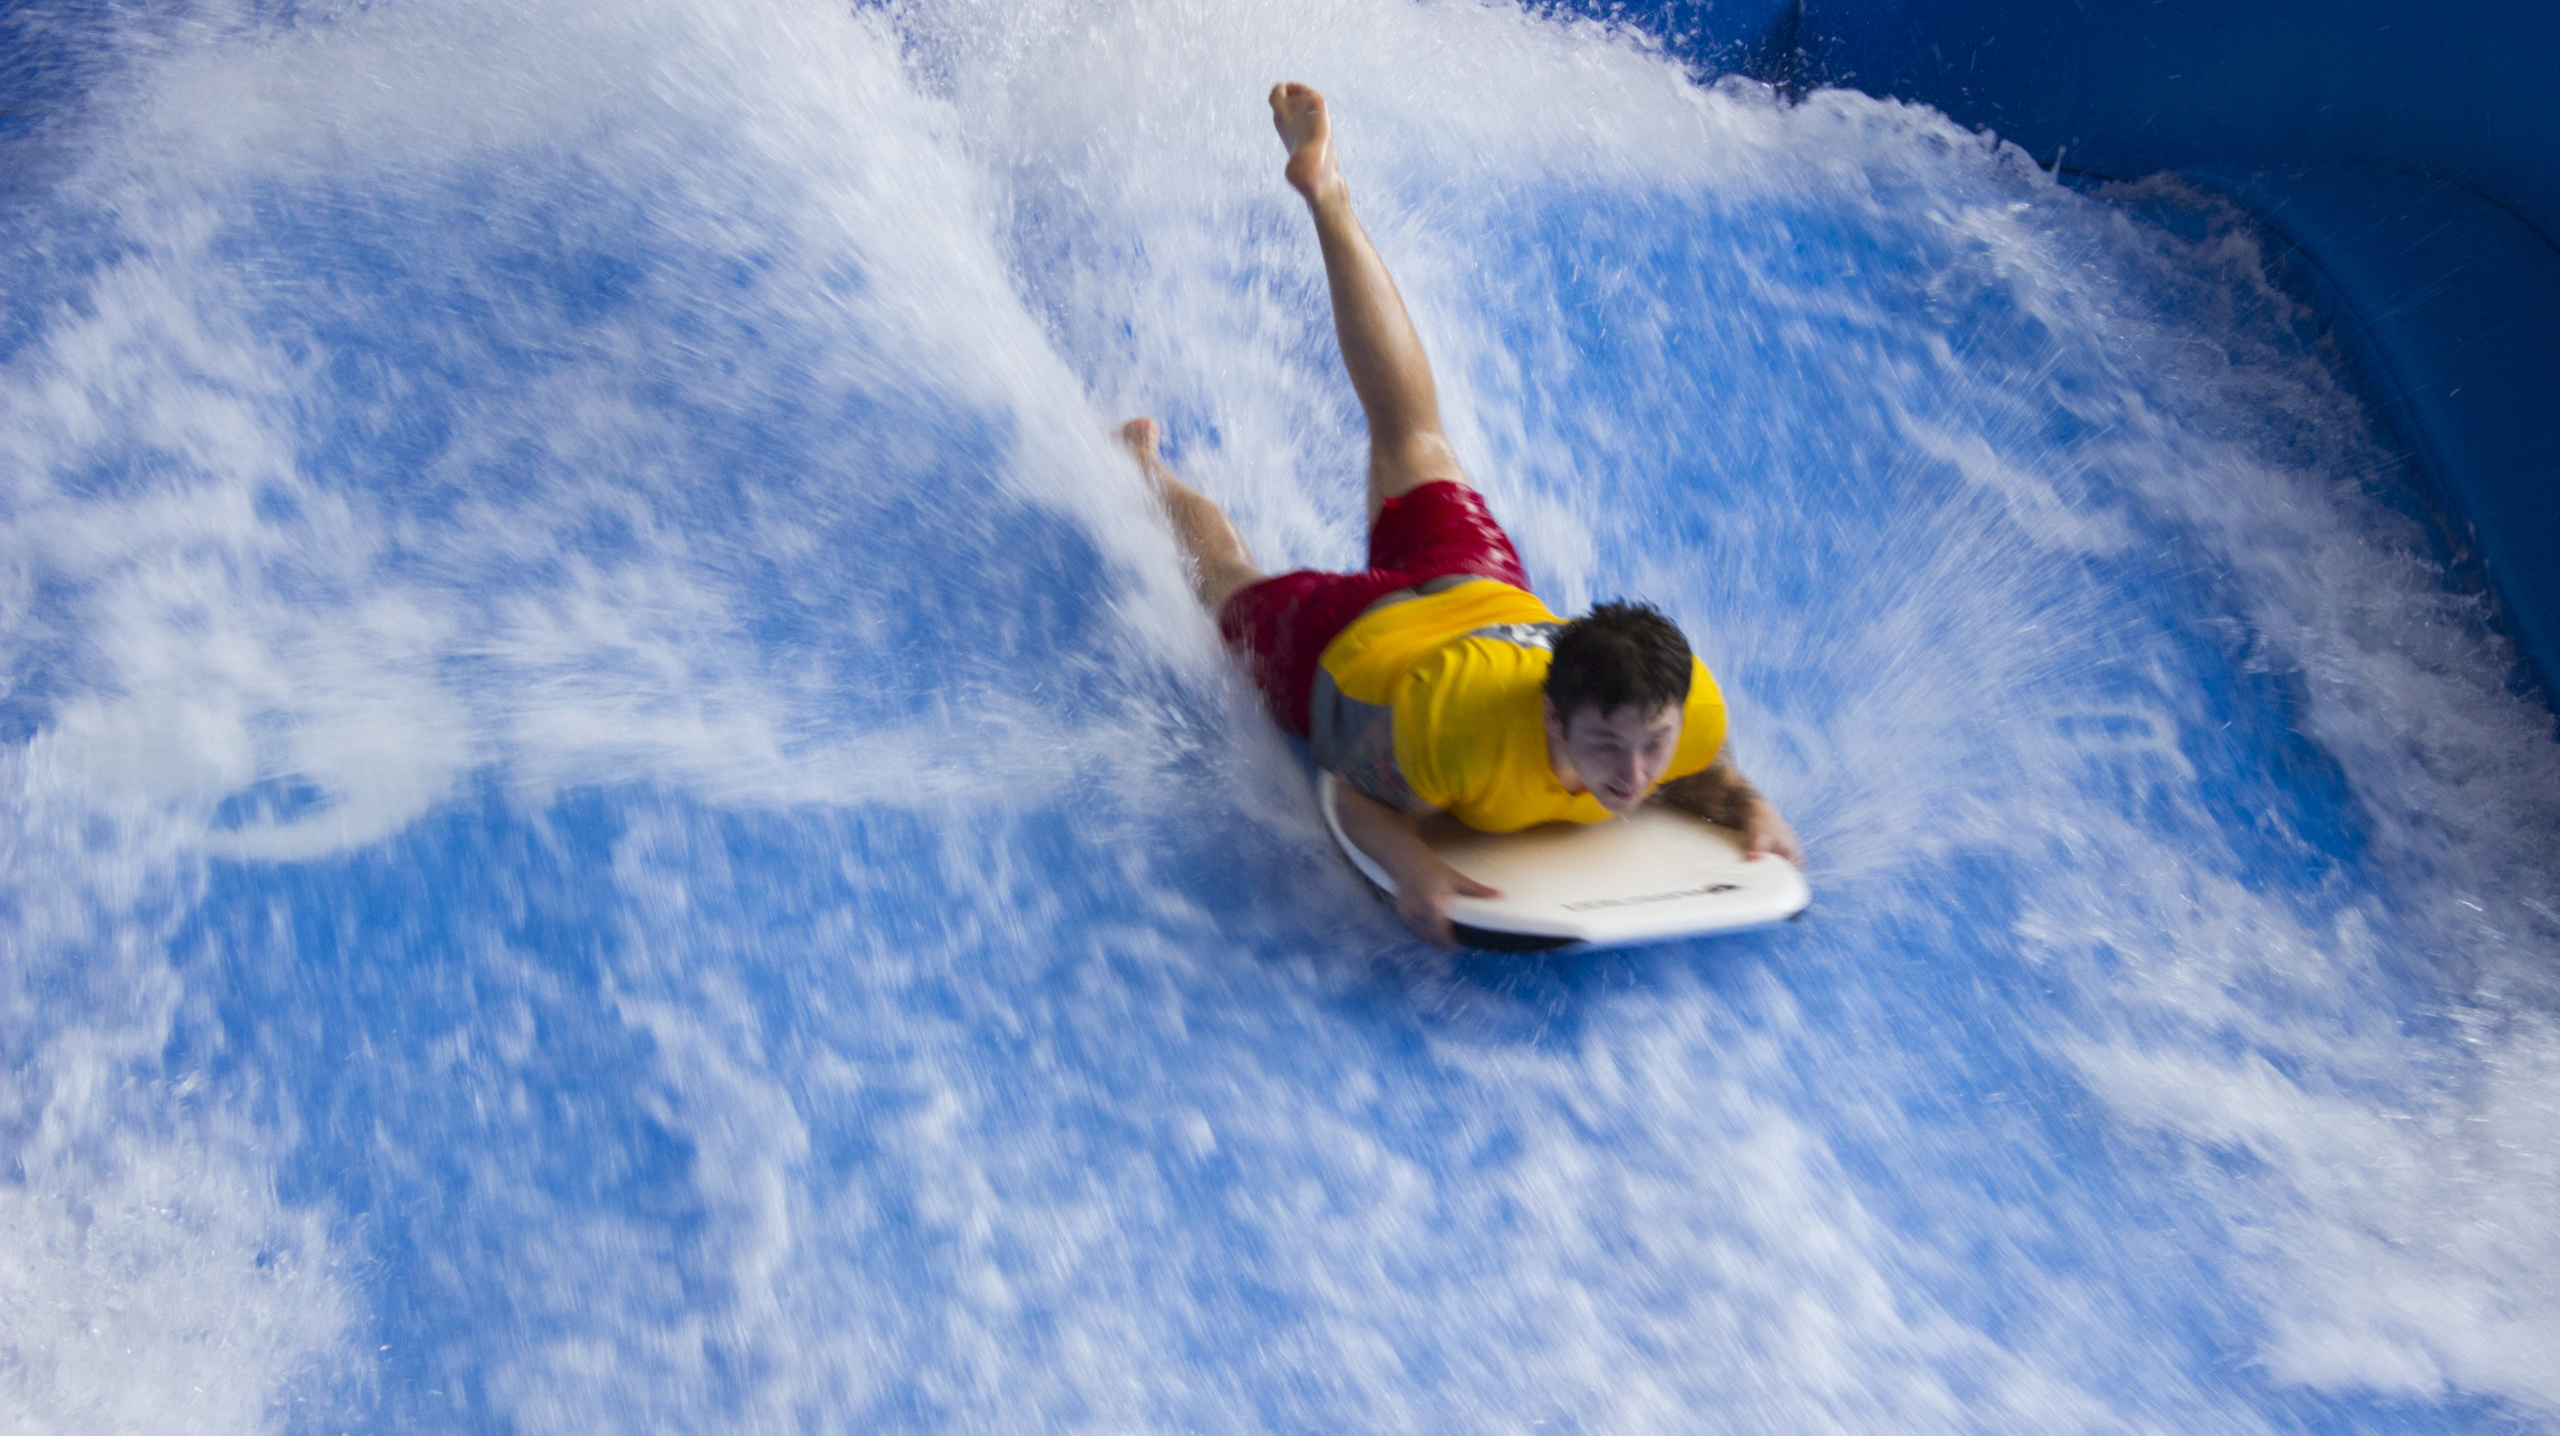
[1546,600,1692,725]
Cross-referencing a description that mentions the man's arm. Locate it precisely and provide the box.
[1655,756,1804,865]
[1331,781,1500,948]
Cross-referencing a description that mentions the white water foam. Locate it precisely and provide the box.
[0,751,356,1431]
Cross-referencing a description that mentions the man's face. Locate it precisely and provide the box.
[1545,700,1683,814]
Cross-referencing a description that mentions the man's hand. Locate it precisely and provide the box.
[1331,777,1504,947]
[1736,794,1803,866]
[1656,758,1805,867]
[1390,860,1502,949]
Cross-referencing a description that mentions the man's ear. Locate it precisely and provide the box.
[1541,695,1564,742]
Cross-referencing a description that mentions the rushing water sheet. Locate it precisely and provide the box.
[3,1,2557,1431]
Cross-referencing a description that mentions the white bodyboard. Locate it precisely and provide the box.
[1318,771,1811,950]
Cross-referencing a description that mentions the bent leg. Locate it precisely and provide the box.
[1120,418,1265,615]
[1270,83,1469,524]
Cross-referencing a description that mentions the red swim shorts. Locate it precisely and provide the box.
[1216,480,1531,738]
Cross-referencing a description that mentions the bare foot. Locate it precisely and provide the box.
[1118,416,1174,499]
[1268,82,1341,204]
[1115,415,1266,611]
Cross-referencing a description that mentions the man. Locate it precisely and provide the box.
[1122,81,1802,946]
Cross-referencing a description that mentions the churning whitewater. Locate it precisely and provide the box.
[3,0,2556,1431]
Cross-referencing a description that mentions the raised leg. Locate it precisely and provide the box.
[1119,417,1265,614]
[1269,82,1470,524]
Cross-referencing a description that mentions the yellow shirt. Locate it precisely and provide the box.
[1309,580,1727,832]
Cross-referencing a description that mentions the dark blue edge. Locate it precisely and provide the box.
[2177,166,2560,717]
